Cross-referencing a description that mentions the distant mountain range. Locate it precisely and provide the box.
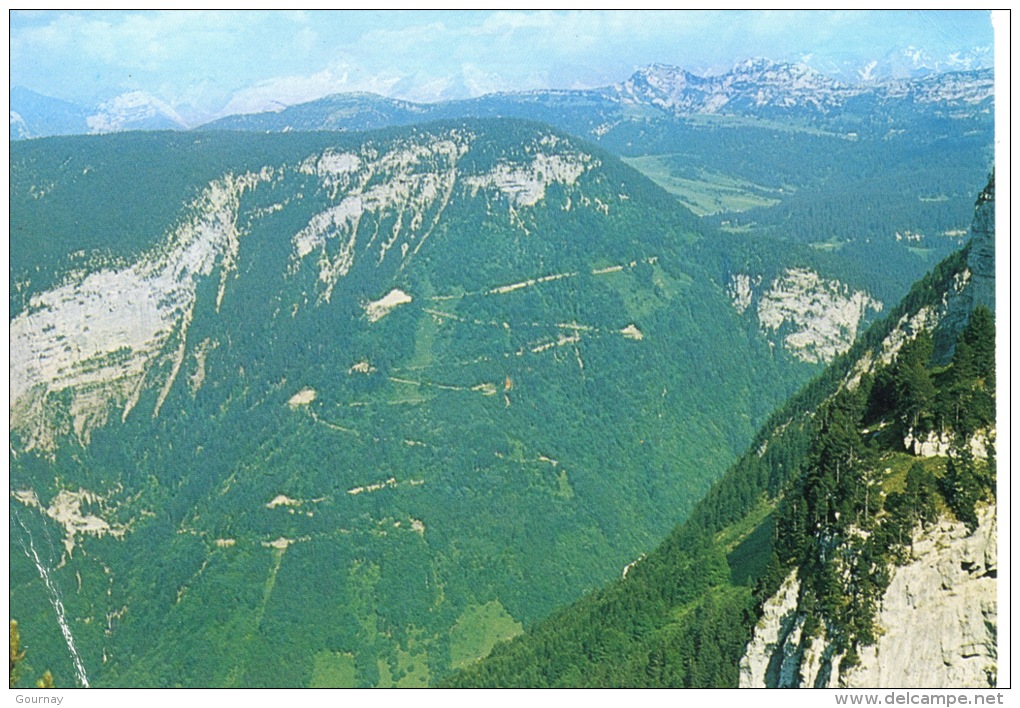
[10,59,993,141]
[10,86,188,140]
[201,59,993,140]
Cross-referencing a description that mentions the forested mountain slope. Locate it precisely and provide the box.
[201,62,993,338]
[11,120,830,687]
[447,177,996,688]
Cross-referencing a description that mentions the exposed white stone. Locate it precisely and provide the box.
[756,268,883,363]
[903,427,995,460]
[266,494,301,509]
[620,324,644,341]
[11,489,41,508]
[290,135,469,301]
[465,151,595,207]
[740,572,801,687]
[10,171,270,453]
[263,537,294,551]
[347,477,399,496]
[904,429,955,457]
[365,288,413,323]
[315,150,361,177]
[287,387,317,408]
[349,360,376,375]
[727,273,755,314]
[741,506,997,688]
[843,306,940,391]
[188,338,217,395]
[846,505,997,688]
[12,487,129,561]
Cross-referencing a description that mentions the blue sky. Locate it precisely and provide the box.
[9,10,996,123]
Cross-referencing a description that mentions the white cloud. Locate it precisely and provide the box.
[216,65,405,117]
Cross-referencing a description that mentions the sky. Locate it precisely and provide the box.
[9,10,996,125]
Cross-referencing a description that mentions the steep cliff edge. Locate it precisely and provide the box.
[738,176,997,689]
[445,174,995,689]
[847,504,996,688]
[740,504,996,688]
[934,175,994,362]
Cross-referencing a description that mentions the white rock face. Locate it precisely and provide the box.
[903,427,995,460]
[846,505,997,688]
[292,135,469,301]
[740,506,997,688]
[727,273,756,315]
[620,324,644,341]
[739,572,801,687]
[903,429,955,457]
[756,268,882,363]
[287,388,317,408]
[613,60,992,120]
[844,306,940,391]
[10,124,614,461]
[10,170,271,453]
[365,288,413,323]
[290,130,599,302]
[464,152,594,207]
[12,487,129,562]
[12,127,604,455]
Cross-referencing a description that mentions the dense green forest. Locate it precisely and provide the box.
[9,122,817,687]
[614,118,991,307]
[9,112,994,687]
[203,72,994,312]
[447,224,996,687]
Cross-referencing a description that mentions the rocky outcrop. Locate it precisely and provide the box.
[729,268,882,364]
[934,177,995,362]
[846,505,997,688]
[739,573,803,687]
[9,170,273,453]
[740,505,997,688]
[10,127,605,455]
[613,61,993,120]
[903,427,995,460]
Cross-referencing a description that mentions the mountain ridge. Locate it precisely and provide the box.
[199,61,992,136]
[445,176,996,688]
[11,119,827,687]
[11,59,993,141]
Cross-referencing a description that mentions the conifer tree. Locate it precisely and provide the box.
[894,331,936,433]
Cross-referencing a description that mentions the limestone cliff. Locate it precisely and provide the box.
[727,268,882,364]
[739,504,997,688]
[845,504,997,688]
[934,175,995,362]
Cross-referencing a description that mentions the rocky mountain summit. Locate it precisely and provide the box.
[611,60,992,120]
[196,59,992,138]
